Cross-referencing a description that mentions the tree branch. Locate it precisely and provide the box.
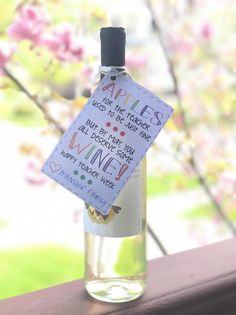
[147,224,168,255]
[146,0,236,236]
[2,66,65,135]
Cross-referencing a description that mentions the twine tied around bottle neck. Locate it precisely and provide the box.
[93,66,130,85]
[99,65,126,76]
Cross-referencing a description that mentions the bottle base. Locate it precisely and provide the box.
[85,279,145,303]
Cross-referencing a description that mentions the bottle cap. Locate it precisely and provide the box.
[100,27,126,67]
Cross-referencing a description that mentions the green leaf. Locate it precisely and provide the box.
[0,0,15,32]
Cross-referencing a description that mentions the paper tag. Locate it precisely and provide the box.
[42,72,173,214]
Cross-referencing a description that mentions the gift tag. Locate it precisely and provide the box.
[42,71,173,214]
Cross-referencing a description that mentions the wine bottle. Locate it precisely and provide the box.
[84,27,147,303]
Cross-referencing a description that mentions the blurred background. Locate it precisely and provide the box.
[0,0,235,299]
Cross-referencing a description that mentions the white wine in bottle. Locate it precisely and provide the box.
[84,27,147,303]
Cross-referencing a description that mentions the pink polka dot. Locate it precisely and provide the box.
[106,122,111,127]
[113,127,118,132]
[120,131,125,136]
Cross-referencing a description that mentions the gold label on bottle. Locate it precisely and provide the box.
[83,163,145,237]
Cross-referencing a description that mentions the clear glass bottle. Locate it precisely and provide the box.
[84,27,147,303]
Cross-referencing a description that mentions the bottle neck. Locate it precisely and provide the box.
[100,27,126,75]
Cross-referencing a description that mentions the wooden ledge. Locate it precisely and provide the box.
[1,238,236,315]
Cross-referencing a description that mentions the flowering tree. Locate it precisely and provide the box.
[0,0,235,247]
[146,0,236,235]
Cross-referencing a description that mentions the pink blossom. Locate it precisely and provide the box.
[25,160,48,186]
[126,53,148,70]
[81,66,93,79]
[200,22,213,40]
[168,36,194,54]
[0,41,15,66]
[40,23,84,62]
[217,172,236,196]
[7,4,49,43]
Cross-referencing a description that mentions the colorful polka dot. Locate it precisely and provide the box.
[73,171,93,184]
[105,122,125,135]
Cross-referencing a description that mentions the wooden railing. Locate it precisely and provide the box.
[1,238,236,315]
